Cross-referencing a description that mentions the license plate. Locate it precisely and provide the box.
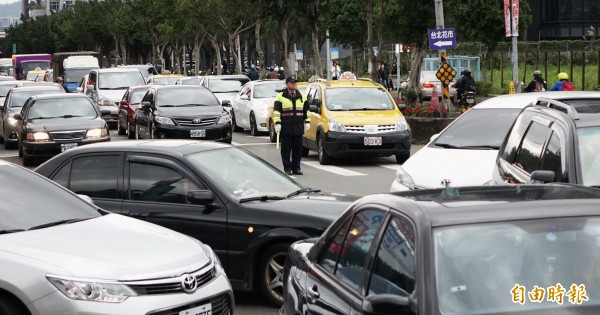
[61,143,78,152]
[190,129,206,138]
[364,137,382,146]
[179,303,211,315]
[467,98,475,104]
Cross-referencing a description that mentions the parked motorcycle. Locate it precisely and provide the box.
[458,90,476,113]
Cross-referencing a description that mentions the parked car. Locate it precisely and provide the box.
[201,75,251,113]
[303,78,411,165]
[0,85,66,150]
[400,70,457,102]
[493,92,600,188]
[35,139,357,305]
[147,74,184,85]
[232,79,285,135]
[0,160,233,315]
[282,183,600,315]
[266,81,309,142]
[134,85,232,143]
[117,85,151,139]
[83,68,147,127]
[390,92,557,192]
[15,93,111,166]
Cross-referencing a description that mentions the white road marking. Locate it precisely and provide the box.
[301,161,366,176]
[0,153,18,158]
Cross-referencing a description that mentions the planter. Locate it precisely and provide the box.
[406,116,456,145]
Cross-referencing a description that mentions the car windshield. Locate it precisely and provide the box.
[21,62,50,73]
[435,217,600,314]
[99,71,145,89]
[186,147,306,200]
[325,87,395,111]
[156,88,220,106]
[27,97,97,119]
[64,69,92,84]
[0,84,15,97]
[433,108,521,149]
[10,89,64,108]
[181,77,201,85]
[152,77,180,85]
[210,79,247,93]
[253,82,284,98]
[577,127,600,187]
[130,89,150,105]
[0,164,100,232]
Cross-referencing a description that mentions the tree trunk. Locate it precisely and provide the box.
[279,15,291,76]
[194,31,205,76]
[366,0,376,81]
[311,28,321,78]
[209,37,222,75]
[120,40,127,65]
[407,46,426,106]
[255,19,265,79]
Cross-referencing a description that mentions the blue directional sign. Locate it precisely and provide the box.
[428,28,457,51]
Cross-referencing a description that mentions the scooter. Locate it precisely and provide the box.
[458,90,476,113]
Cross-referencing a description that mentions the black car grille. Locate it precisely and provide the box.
[175,117,218,126]
[50,130,86,140]
[129,267,215,296]
[148,292,231,315]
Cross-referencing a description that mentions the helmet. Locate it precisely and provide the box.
[533,70,542,78]
[279,67,284,71]
[274,66,280,72]
[463,68,472,75]
[557,72,569,80]
[251,64,256,69]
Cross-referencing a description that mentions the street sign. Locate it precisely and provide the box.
[296,49,303,60]
[428,28,457,51]
[436,62,457,85]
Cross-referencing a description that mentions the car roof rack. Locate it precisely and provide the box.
[534,97,580,120]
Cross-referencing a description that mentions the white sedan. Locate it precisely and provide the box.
[390,92,549,192]
[231,80,284,136]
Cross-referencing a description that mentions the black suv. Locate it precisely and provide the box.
[492,93,600,187]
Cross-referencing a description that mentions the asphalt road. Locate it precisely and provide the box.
[0,130,424,314]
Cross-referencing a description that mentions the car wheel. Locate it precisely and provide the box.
[317,135,332,165]
[269,121,276,143]
[117,119,126,135]
[301,146,309,157]
[231,111,243,132]
[135,123,140,140]
[127,120,135,139]
[396,152,410,164]
[0,295,29,315]
[250,114,259,136]
[257,243,289,306]
[18,141,23,158]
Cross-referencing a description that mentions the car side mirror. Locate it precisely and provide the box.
[221,100,231,107]
[240,94,249,100]
[141,101,152,109]
[430,133,440,143]
[531,170,555,184]
[86,84,95,91]
[13,113,22,121]
[309,105,319,113]
[187,190,214,205]
[362,294,413,315]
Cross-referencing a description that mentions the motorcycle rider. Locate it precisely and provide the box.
[523,70,547,92]
[454,68,476,106]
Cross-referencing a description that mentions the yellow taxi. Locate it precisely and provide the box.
[146,74,183,85]
[266,81,308,142]
[26,67,47,81]
[302,76,411,164]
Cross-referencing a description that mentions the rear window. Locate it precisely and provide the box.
[210,78,249,93]
[325,87,395,111]
[156,88,219,106]
[253,82,284,98]
[99,71,145,89]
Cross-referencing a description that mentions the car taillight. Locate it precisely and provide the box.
[423,82,435,88]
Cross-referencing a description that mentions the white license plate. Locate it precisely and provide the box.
[190,129,206,138]
[364,137,382,146]
[179,303,211,315]
[60,143,78,152]
[466,98,475,104]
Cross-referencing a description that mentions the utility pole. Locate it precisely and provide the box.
[326,29,331,82]
[434,0,449,114]
[511,0,520,93]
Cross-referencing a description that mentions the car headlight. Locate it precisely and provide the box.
[395,116,408,132]
[328,117,345,132]
[395,167,415,190]
[86,128,108,139]
[154,115,175,125]
[47,275,137,303]
[217,114,231,125]
[27,131,50,141]
[99,98,113,107]
[7,116,18,126]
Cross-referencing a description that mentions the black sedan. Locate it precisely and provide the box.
[282,184,600,315]
[35,140,356,305]
[16,93,110,166]
[134,85,232,143]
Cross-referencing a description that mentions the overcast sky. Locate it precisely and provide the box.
[0,0,19,5]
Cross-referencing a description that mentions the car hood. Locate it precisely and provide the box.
[327,110,400,125]
[27,117,106,131]
[403,146,499,188]
[0,214,209,280]
[249,98,272,109]
[213,92,238,104]
[98,89,127,103]
[156,106,225,118]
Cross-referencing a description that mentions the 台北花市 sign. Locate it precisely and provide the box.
[428,28,457,51]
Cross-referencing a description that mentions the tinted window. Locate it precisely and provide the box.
[325,87,395,111]
[156,88,219,106]
[98,71,145,89]
[514,122,552,173]
[578,127,600,187]
[10,88,63,108]
[368,216,416,296]
[325,209,385,290]
[51,161,71,187]
[434,108,521,148]
[27,97,97,119]
[129,162,198,204]
[130,89,150,104]
[540,133,564,182]
[69,155,119,199]
[209,79,247,93]
[500,111,535,162]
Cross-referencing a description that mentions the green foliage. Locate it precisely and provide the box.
[475,81,493,97]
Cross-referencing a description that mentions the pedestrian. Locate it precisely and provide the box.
[523,70,547,92]
[330,60,341,80]
[549,72,576,91]
[273,76,310,175]
[247,64,259,81]
[378,62,389,89]
[391,61,398,89]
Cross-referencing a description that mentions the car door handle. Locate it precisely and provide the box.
[308,284,320,302]
[127,210,149,218]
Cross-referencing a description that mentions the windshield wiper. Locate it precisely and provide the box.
[433,142,460,149]
[287,188,322,198]
[28,218,91,231]
[157,105,176,107]
[0,229,26,235]
[39,115,83,119]
[459,145,500,150]
[239,195,285,203]
[348,108,377,111]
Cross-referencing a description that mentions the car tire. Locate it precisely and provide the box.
[250,114,259,136]
[269,121,276,143]
[317,135,332,165]
[257,243,289,307]
[0,295,29,315]
[18,141,23,158]
[117,120,126,136]
[396,152,410,164]
[301,146,309,157]
[231,111,243,132]
[135,123,140,140]
[127,120,135,139]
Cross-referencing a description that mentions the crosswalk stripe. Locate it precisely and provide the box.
[301,161,366,176]
[378,164,402,171]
